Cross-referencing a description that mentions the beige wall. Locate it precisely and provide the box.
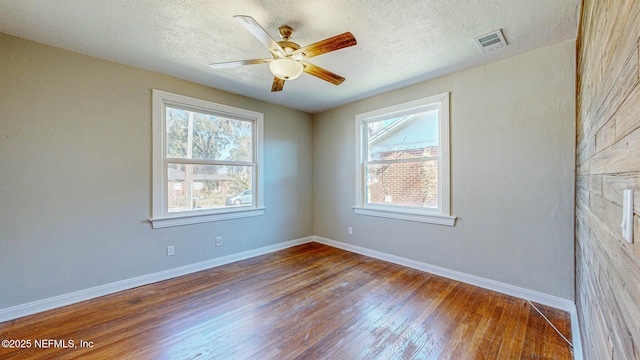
[314,40,576,299]
[0,33,314,308]
[576,0,640,358]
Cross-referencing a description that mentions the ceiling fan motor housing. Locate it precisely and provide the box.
[277,40,301,56]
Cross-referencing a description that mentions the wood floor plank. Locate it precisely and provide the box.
[0,243,573,359]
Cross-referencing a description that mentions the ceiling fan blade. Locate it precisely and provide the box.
[234,15,287,58]
[302,62,345,85]
[271,77,285,92]
[293,32,357,60]
[209,59,272,69]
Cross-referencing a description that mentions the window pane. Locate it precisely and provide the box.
[366,160,438,208]
[166,108,188,158]
[167,163,253,212]
[367,110,439,161]
[166,107,253,162]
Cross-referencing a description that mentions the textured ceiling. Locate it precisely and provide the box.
[0,0,580,113]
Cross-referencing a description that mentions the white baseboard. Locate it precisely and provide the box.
[570,303,584,360]
[0,237,313,324]
[313,236,583,360]
[0,235,582,359]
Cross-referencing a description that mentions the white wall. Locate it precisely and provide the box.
[313,40,576,299]
[0,33,314,308]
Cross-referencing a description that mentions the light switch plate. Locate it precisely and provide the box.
[621,190,634,243]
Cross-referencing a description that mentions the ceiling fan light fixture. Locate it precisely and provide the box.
[269,58,303,80]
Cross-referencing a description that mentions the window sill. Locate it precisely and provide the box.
[352,206,456,226]
[150,207,266,229]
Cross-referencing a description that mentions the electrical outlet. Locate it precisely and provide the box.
[215,236,223,246]
[348,226,353,235]
[167,245,175,256]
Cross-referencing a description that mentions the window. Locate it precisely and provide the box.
[354,93,455,226]
[150,90,264,228]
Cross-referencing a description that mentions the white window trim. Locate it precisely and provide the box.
[353,92,455,226]
[149,90,264,229]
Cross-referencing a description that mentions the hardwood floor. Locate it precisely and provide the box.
[0,243,573,359]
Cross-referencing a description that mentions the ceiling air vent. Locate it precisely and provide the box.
[474,29,507,52]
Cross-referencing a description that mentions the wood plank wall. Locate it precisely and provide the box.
[576,0,640,359]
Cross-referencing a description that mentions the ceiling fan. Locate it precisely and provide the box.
[209,15,357,92]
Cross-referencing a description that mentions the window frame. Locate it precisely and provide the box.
[150,90,264,229]
[353,92,455,226]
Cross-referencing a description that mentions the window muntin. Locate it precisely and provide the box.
[354,93,454,225]
[151,90,264,228]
